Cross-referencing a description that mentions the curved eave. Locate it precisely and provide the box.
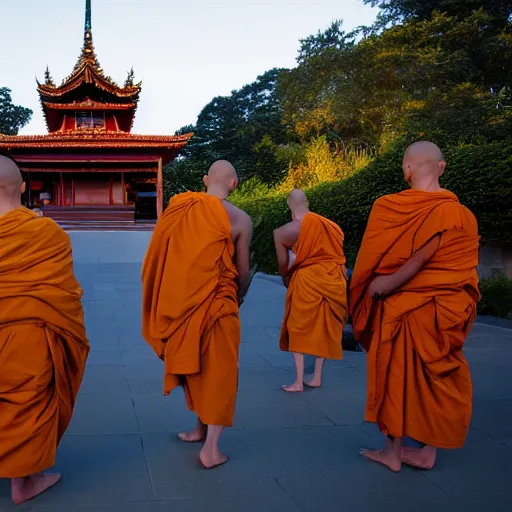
[43,101,136,111]
[37,65,141,101]
[0,132,193,150]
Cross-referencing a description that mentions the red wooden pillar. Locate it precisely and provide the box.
[157,158,163,219]
[121,171,125,205]
[59,172,65,206]
[109,175,113,205]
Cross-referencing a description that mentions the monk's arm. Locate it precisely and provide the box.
[372,235,441,297]
[273,222,300,284]
[236,214,253,302]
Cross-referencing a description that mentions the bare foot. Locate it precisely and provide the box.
[303,374,321,388]
[178,425,207,443]
[282,382,304,393]
[199,447,229,470]
[11,472,62,505]
[360,447,402,472]
[401,446,437,470]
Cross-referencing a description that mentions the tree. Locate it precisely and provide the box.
[164,68,289,195]
[278,9,512,148]
[364,0,512,24]
[0,88,33,135]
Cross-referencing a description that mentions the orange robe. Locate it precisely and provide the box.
[142,192,240,427]
[350,190,480,449]
[0,208,89,478]
[280,212,348,360]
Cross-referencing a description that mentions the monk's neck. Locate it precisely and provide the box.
[206,186,229,201]
[410,180,443,192]
[292,208,309,221]
[0,200,21,217]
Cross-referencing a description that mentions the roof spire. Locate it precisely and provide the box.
[85,0,92,32]
[70,0,104,77]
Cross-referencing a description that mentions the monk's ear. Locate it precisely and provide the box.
[202,175,208,190]
[20,182,26,194]
[404,166,412,185]
[438,161,446,177]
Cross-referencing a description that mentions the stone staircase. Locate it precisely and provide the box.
[41,206,156,231]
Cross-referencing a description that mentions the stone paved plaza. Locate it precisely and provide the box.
[1,232,511,511]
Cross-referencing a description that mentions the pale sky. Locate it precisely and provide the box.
[2,0,377,136]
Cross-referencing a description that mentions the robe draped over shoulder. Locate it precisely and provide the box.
[280,212,348,360]
[142,192,240,426]
[349,190,480,448]
[0,208,89,478]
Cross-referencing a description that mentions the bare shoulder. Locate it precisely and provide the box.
[281,219,301,232]
[223,201,253,230]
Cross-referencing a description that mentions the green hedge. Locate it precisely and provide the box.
[232,141,512,274]
[478,270,512,319]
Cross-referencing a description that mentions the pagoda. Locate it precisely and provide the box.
[0,0,191,227]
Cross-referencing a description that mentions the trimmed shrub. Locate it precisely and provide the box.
[478,270,512,319]
[232,141,512,274]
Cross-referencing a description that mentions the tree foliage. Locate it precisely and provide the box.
[165,1,512,265]
[279,9,512,148]
[0,88,33,136]
[364,0,512,24]
[164,68,288,197]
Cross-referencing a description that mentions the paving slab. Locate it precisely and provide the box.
[1,238,511,511]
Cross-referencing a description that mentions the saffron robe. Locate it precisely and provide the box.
[0,208,89,478]
[350,190,479,448]
[280,212,348,360]
[142,192,240,427]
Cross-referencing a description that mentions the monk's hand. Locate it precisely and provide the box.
[369,275,393,299]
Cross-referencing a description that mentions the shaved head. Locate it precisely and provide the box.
[402,141,446,191]
[404,141,444,162]
[203,160,238,197]
[0,155,23,198]
[287,188,309,220]
[288,188,308,208]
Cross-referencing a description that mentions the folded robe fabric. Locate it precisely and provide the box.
[142,192,240,427]
[280,212,348,360]
[349,190,480,448]
[0,207,89,478]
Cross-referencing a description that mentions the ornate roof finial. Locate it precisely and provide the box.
[44,66,55,87]
[85,0,92,31]
[69,0,106,79]
[125,67,135,87]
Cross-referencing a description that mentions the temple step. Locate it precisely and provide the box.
[40,206,155,231]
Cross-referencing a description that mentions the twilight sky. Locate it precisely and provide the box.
[2,0,377,135]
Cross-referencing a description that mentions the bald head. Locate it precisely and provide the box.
[288,188,308,208]
[203,160,238,197]
[404,141,444,162]
[0,155,24,199]
[287,188,309,219]
[402,141,446,191]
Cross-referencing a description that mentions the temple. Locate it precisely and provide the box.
[0,0,191,228]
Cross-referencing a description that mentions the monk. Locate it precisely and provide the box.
[349,141,480,472]
[0,155,89,504]
[142,160,253,469]
[274,189,348,392]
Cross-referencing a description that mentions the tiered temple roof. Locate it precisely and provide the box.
[0,0,192,158]
[36,0,141,132]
